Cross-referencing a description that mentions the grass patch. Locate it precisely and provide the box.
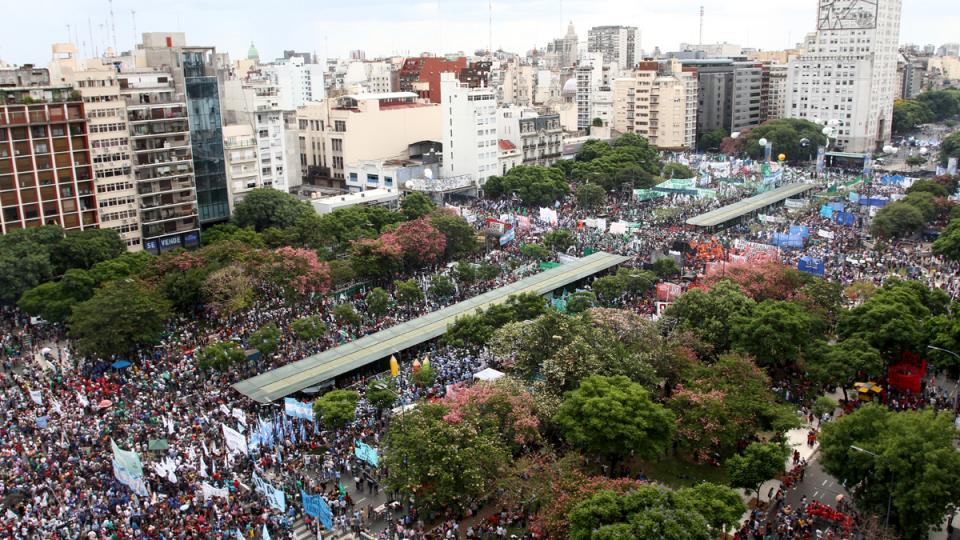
[635,455,730,489]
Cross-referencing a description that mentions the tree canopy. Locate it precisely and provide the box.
[742,119,827,161]
[819,405,960,539]
[554,375,675,468]
[568,485,712,540]
[313,389,359,429]
[232,188,314,231]
[484,165,571,206]
[68,280,171,359]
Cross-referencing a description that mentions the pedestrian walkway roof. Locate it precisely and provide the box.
[685,183,816,228]
[233,251,629,403]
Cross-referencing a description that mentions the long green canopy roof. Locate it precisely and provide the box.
[233,251,629,403]
[686,183,816,228]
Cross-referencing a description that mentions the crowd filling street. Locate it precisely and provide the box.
[1,150,958,540]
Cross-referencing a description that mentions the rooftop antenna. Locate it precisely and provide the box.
[109,0,118,53]
[88,17,97,58]
[699,5,704,46]
[488,0,493,58]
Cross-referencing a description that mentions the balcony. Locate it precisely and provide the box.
[135,162,194,181]
[142,217,199,239]
[140,191,196,210]
[138,177,195,195]
[141,203,198,224]
[132,137,191,153]
[135,150,192,167]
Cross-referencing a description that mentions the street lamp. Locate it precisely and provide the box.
[849,445,893,529]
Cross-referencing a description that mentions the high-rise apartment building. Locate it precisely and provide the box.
[398,57,468,104]
[119,71,200,254]
[613,60,698,150]
[0,84,100,234]
[786,0,902,153]
[222,124,259,203]
[681,59,764,138]
[260,55,326,109]
[222,77,300,199]
[138,33,230,224]
[545,22,579,69]
[587,26,641,70]
[441,72,497,185]
[575,52,617,130]
[761,63,789,121]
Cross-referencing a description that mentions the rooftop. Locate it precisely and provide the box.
[686,183,816,228]
[233,252,630,403]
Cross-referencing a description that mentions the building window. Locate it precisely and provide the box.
[349,172,358,183]
[367,174,379,185]
[383,176,393,187]
[334,120,346,132]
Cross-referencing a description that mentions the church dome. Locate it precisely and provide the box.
[562,78,577,96]
[247,41,259,61]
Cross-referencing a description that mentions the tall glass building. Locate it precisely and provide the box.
[182,48,230,223]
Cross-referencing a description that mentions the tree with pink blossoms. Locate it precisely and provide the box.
[379,218,446,269]
[699,260,807,302]
[442,377,542,451]
[259,247,331,297]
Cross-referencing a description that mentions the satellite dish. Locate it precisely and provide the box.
[424,168,434,179]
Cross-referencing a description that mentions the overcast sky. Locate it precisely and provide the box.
[1,0,957,65]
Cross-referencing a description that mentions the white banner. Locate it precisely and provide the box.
[817,229,835,240]
[231,408,246,426]
[202,482,229,501]
[222,424,249,456]
[29,390,43,405]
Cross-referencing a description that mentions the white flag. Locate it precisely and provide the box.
[200,457,208,478]
[221,424,248,456]
[77,393,89,408]
[29,390,43,405]
[50,400,62,415]
[231,408,246,426]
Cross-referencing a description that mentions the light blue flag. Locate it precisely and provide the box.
[262,524,271,540]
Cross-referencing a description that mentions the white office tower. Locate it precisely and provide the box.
[786,0,902,153]
[440,72,497,186]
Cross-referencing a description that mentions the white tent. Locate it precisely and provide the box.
[473,368,505,382]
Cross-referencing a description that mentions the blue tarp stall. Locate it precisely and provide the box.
[789,226,810,239]
[881,175,907,185]
[829,202,845,212]
[834,211,857,227]
[773,232,805,249]
[859,197,890,208]
[798,256,826,276]
[820,205,835,219]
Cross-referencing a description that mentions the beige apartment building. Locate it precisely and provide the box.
[613,60,698,150]
[296,92,441,188]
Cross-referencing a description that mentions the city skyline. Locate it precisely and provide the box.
[1,0,957,66]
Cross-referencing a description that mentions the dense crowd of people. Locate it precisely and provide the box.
[0,153,955,538]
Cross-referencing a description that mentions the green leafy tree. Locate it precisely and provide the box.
[327,259,356,289]
[941,130,960,167]
[742,119,828,161]
[591,275,625,306]
[232,188,314,231]
[555,375,675,470]
[366,287,391,316]
[806,338,885,399]
[394,278,425,306]
[313,390,359,429]
[454,261,478,284]
[69,280,171,359]
[905,155,927,169]
[575,183,606,210]
[291,315,327,340]
[349,238,402,281]
[926,313,960,372]
[428,275,456,300]
[907,178,950,198]
[565,291,597,314]
[872,201,925,239]
[400,192,436,220]
[366,379,398,412]
[88,251,153,285]
[614,268,657,294]
[200,223,266,248]
[664,281,755,355]
[444,292,548,351]
[484,165,571,206]
[819,405,960,539]
[677,482,747,536]
[332,303,361,327]
[520,243,551,261]
[727,442,788,504]
[892,99,935,134]
[650,258,679,279]
[916,88,960,121]
[731,300,828,370]
[543,229,574,252]
[811,396,838,421]
[412,364,438,387]
[0,228,57,304]
[933,219,960,261]
[51,228,124,274]
[249,323,281,357]
[697,128,727,152]
[17,269,96,323]
[477,263,501,281]
[430,213,478,259]
[196,341,246,370]
[838,285,931,356]
[568,485,711,540]
[383,404,510,514]
[661,162,695,179]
